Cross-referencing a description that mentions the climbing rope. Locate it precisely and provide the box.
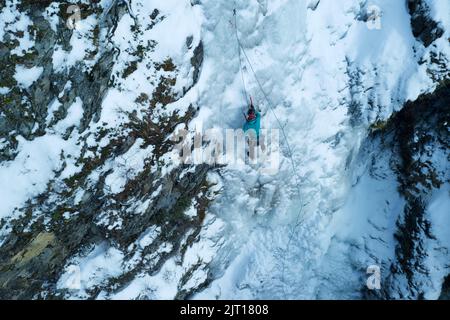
[232,7,309,299]
[234,9,250,108]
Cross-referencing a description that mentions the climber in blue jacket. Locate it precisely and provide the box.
[243,97,261,145]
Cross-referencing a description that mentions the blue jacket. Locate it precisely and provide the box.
[243,112,261,138]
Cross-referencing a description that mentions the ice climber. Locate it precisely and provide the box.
[243,97,261,145]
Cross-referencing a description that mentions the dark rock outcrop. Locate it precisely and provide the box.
[407,0,444,47]
[439,275,450,300]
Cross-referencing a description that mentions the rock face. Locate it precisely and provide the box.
[356,2,449,298]
[364,82,449,299]
[0,1,121,160]
[0,0,215,299]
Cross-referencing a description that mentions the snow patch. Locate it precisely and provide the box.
[14,65,43,88]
